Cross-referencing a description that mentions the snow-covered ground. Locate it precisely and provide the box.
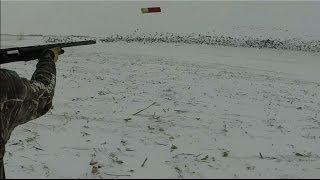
[1,35,320,178]
[1,1,320,178]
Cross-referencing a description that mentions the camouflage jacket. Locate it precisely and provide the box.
[0,53,56,179]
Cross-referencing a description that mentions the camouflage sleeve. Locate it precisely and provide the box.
[0,53,56,130]
[26,53,57,120]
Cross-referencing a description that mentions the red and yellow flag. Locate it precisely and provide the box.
[141,7,161,14]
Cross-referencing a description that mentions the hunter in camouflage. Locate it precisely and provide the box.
[0,47,63,179]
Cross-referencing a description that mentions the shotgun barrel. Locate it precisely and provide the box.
[0,40,96,64]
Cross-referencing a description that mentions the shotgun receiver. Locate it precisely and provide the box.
[0,40,96,64]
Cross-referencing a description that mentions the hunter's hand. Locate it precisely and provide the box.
[49,47,64,62]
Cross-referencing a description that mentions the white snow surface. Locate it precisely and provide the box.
[1,35,320,179]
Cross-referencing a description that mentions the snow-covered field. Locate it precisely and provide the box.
[1,34,320,179]
[1,1,320,179]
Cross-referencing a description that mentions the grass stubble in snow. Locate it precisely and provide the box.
[1,36,320,178]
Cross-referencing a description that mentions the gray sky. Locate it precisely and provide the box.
[1,1,320,38]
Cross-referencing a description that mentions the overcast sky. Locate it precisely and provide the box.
[1,1,320,38]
